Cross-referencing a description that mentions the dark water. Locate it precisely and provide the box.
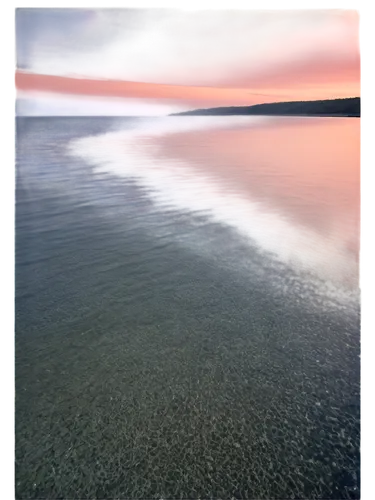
[15,116,360,499]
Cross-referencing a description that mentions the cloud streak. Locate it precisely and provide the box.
[15,9,360,115]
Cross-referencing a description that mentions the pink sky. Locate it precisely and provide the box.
[16,9,360,115]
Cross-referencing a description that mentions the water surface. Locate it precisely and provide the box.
[15,116,360,499]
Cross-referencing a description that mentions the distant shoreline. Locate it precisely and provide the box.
[171,114,360,118]
[170,97,360,117]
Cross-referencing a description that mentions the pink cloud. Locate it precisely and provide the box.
[16,9,362,108]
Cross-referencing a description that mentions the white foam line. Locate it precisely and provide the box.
[68,117,358,295]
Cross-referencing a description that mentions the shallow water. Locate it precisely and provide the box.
[15,116,360,499]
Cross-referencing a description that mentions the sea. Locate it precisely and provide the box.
[15,115,360,499]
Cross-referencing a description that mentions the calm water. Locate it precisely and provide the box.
[15,116,360,499]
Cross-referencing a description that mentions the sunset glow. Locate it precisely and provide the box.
[16,9,360,115]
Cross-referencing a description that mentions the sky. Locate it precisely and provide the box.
[15,8,360,115]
